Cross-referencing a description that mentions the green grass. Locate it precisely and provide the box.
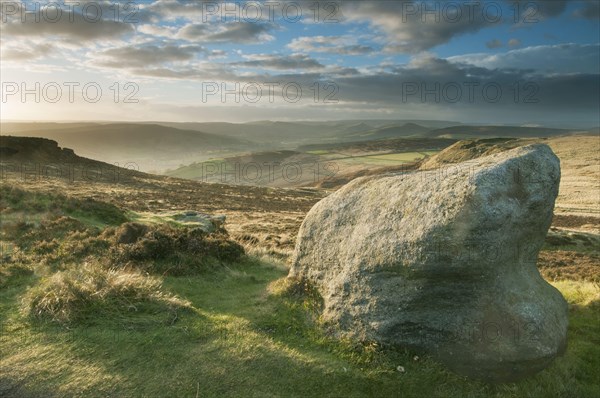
[23,262,191,326]
[550,281,600,306]
[1,185,598,397]
[1,257,599,397]
[336,151,434,166]
[0,185,128,228]
[166,159,226,180]
[1,184,597,396]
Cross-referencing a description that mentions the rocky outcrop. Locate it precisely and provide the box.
[0,136,141,183]
[289,144,567,382]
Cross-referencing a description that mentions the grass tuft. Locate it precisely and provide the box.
[268,276,323,313]
[550,280,600,307]
[23,262,190,325]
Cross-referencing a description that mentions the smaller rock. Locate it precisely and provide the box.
[171,211,226,233]
[397,366,405,373]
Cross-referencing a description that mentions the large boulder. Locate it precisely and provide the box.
[289,144,568,382]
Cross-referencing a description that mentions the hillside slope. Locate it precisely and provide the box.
[419,135,600,218]
[0,135,149,183]
[1,123,255,172]
[0,136,324,252]
[424,125,587,139]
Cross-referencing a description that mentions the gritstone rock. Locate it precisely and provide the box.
[289,144,567,382]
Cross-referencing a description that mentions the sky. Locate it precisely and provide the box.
[0,0,599,126]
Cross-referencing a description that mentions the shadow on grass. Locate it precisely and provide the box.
[160,260,600,397]
[2,259,599,397]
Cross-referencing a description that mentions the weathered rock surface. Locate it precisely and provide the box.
[170,211,226,232]
[289,144,568,382]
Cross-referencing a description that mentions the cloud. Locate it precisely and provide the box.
[177,21,274,44]
[138,0,269,23]
[119,63,237,81]
[486,39,504,49]
[0,8,134,40]
[92,49,599,119]
[208,49,228,59]
[448,43,600,75]
[0,42,57,62]
[338,1,573,53]
[90,44,206,68]
[508,38,522,48]
[288,36,374,55]
[1,0,596,125]
[138,0,206,21]
[341,1,494,53]
[137,24,178,37]
[511,0,568,18]
[322,54,600,120]
[232,54,324,71]
[573,1,600,20]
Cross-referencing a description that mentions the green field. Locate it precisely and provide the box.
[334,151,435,166]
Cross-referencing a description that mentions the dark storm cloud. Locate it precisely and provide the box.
[328,55,599,114]
[511,0,568,18]
[573,1,600,20]
[449,44,600,75]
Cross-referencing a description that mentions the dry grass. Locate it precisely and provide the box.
[550,280,600,307]
[538,251,600,282]
[24,262,190,325]
[547,135,600,218]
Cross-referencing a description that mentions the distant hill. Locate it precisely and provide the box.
[165,150,326,187]
[0,122,100,133]
[154,120,358,147]
[297,137,456,154]
[341,123,432,141]
[339,123,373,135]
[168,137,458,188]
[1,123,252,151]
[3,121,594,173]
[0,123,255,172]
[0,135,149,183]
[153,120,461,147]
[423,125,589,139]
